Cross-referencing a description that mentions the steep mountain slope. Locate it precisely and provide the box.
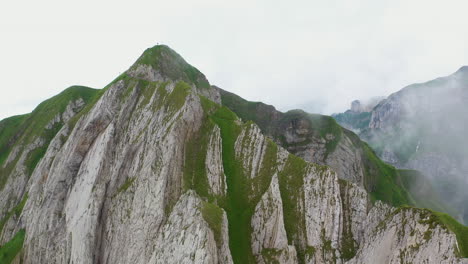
[0,45,466,263]
[333,67,468,224]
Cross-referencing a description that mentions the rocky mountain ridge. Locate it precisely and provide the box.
[217,88,449,213]
[0,45,466,263]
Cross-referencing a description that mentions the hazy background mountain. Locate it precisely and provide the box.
[333,66,468,224]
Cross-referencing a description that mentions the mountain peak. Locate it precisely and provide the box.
[135,45,180,67]
[130,44,210,89]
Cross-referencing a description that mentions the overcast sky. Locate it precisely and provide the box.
[1,0,468,120]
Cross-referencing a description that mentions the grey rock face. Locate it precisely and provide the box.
[206,125,227,196]
[19,74,216,263]
[0,97,87,245]
[325,134,365,185]
[235,124,268,180]
[368,95,404,130]
[251,174,297,264]
[150,191,232,264]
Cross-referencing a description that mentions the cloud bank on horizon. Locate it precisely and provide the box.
[1,0,468,119]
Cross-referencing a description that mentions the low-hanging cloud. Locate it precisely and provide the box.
[361,68,468,223]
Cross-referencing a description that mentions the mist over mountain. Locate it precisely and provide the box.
[0,45,467,264]
[333,66,468,225]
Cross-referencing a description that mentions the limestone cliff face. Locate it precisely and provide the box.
[0,45,466,264]
[349,206,465,264]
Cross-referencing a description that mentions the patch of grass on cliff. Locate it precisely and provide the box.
[199,95,219,114]
[183,116,214,200]
[250,138,278,201]
[167,82,190,112]
[183,95,226,203]
[338,179,358,260]
[138,80,160,107]
[0,229,25,264]
[278,154,307,243]
[0,115,29,166]
[211,106,255,263]
[361,142,412,207]
[277,154,308,263]
[24,121,63,177]
[201,201,224,244]
[0,193,28,236]
[114,177,136,197]
[211,107,278,263]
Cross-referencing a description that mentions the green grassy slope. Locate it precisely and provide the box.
[434,212,468,258]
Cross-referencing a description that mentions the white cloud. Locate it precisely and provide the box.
[1,0,468,119]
